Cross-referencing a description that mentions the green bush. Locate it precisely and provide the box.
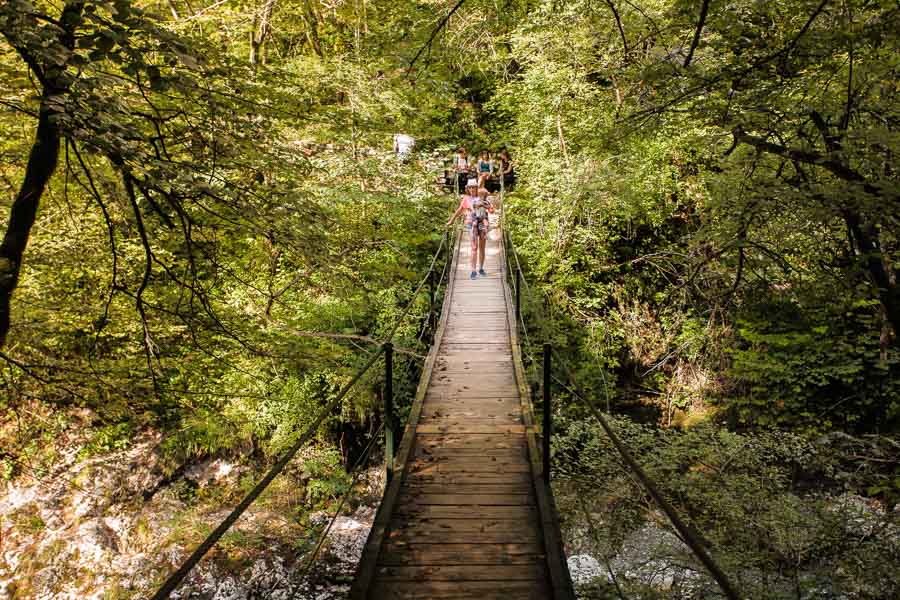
[728,299,899,433]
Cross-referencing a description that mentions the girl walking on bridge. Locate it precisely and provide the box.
[447,180,493,279]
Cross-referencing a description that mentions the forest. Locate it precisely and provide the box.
[1,0,898,598]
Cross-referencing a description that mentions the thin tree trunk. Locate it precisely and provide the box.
[250,0,276,67]
[844,210,899,342]
[557,112,570,167]
[302,0,323,57]
[166,0,181,19]
[0,107,61,347]
[0,0,84,348]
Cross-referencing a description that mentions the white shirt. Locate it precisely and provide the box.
[394,134,415,159]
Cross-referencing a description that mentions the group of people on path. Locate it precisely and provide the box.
[445,147,516,195]
[446,177,497,280]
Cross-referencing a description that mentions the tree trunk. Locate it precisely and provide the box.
[250,0,276,67]
[301,0,323,57]
[0,0,84,348]
[0,106,61,347]
[843,210,899,343]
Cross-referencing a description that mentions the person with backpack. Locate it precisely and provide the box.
[453,147,471,194]
[497,149,516,191]
[446,180,494,279]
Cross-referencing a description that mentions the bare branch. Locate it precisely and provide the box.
[408,0,467,73]
[731,126,881,193]
[683,0,710,68]
[603,0,630,58]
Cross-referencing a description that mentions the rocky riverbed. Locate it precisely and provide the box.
[0,433,381,600]
[564,497,900,599]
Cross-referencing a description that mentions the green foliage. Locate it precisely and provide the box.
[1,0,899,596]
[729,300,899,432]
[490,0,900,434]
[77,421,134,460]
[301,447,352,509]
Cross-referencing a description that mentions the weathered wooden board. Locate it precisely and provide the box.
[412,450,527,461]
[415,424,527,434]
[430,373,516,385]
[415,432,528,445]
[426,387,522,398]
[375,564,546,581]
[434,359,513,369]
[413,447,527,459]
[421,396,522,407]
[404,470,534,485]
[402,482,533,494]
[380,542,545,565]
[384,521,541,544]
[369,580,551,599]
[397,492,534,506]
[418,416,523,426]
[407,460,532,474]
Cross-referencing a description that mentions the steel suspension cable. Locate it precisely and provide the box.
[554,355,740,600]
[149,348,385,600]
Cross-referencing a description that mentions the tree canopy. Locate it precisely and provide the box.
[1,0,898,598]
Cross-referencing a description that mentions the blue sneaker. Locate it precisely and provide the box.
[470,271,477,280]
[478,268,486,277]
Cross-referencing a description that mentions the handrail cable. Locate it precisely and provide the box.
[383,231,449,343]
[502,223,741,600]
[151,230,451,600]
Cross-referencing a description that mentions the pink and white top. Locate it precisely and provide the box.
[457,195,493,226]
[458,195,477,225]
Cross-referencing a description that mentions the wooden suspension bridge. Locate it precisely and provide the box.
[151,190,739,600]
[351,209,575,599]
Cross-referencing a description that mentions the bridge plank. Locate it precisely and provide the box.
[407,460,532,474]
[375,564,546,581]
[379,542,545,566]
[369,580,550,599]
[402,482,533,494]
[393,507,538,523]
[414,444,526,453]
[385,522,541,544]
[397,493,534,506]
[415,424,527,434]
[423,398,520,405]
[416,432,527,445]
[404,472,533,486]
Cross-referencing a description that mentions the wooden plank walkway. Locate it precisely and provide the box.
[352,210,574,599]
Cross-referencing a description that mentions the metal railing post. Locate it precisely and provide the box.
[384,342,394,483]
[543,343,551,482]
